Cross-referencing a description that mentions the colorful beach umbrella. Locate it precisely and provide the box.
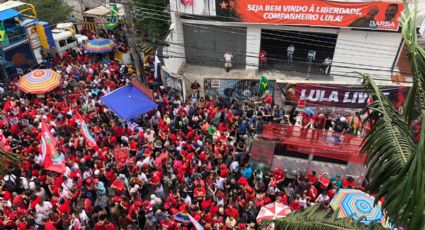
[256,202,291,223]
[18,69,61,94]
[330,189,386,225]
[83,38,115,53]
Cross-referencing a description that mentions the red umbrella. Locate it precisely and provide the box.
[256,202,291,223]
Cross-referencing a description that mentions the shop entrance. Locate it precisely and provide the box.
[260,29,338,76]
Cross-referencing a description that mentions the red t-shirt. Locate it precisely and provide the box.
[290,201,302,211]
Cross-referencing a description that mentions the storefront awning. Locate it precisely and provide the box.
[84,5,124,17]
[0,9,20,21]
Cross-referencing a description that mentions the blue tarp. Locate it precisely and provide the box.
[101,85,157,120]
[0,9,21,21]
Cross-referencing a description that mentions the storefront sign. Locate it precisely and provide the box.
[292,84,409,108]
[26,24,41,49]
[217,0,403,31]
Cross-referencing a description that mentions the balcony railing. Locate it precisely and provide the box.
[2,26,26,47]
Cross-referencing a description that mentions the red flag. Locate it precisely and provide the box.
[75,111,99,152]
[0,130,11,152]
[41,120,66,174]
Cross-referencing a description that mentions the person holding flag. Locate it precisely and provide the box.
[257,76,272,105]
[104,4,120,30]
[40,120,66,174]
[259,75,269,94]
[75,111,100,152]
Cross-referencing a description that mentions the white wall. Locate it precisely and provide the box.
[169,0,215,16]
[245,26,261,69]
[62,0,100,21]
[331,29,402,82]
[162,12,186,74]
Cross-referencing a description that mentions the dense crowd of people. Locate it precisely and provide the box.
[0,28,365,230]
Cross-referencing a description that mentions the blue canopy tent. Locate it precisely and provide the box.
[101,85,157,120]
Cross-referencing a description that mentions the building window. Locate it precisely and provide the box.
[59,40,67,47]
[66,37,76,45]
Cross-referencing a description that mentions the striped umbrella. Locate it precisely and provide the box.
[83,38,115,53]
[18,69,61,94]
[330,189,386,225]
[256,202,291,223]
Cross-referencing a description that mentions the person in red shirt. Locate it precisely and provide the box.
[44,217,57,230]
[318,173,331,192]
[160,218,174,230]
[111,176,126,195]
[58,198,71,215]
[94,217,107,230]
[259,49,267,69]
[289,199,302,211]
[224,205,239,219]
[104,220,115,230]
[273,168,286,185]
[342,176,356,188]
[306,171,318,185]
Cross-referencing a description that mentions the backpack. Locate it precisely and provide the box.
[2,174,18,192]
[30,177,42,188]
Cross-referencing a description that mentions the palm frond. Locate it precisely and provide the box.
[0,150,20,175]
[268,206,385,230]
[359,73,415,192]
[377,110,425,229]
[401,0,425,123]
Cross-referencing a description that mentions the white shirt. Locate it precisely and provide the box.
[287,46,295,54]
[62,179,74,192]
[66,65,72,74]
[35,201,53,216]
[230,161,239,172]
[20,177,29,190]
[69,218,81,230]
[224,52,233,62]
[79,210,89,225]
[184,195,192,205]
[215,177,225,190]
[138,172,148,183]
[324,58,332,65]
[83,170,93,180]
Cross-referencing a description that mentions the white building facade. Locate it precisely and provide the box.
[161,0,424,84]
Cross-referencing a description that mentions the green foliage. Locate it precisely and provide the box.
[133,0,170,40]
[0,150,20,175]
[268,206,385,230]
[357,1,425,228]
[26,0,73,25]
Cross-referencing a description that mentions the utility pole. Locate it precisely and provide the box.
[122,0,143,80]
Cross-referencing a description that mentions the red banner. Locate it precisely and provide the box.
[218,0,403,31]
[114,147,129,163]
[292,84,409,108]
[261,124,365,164]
